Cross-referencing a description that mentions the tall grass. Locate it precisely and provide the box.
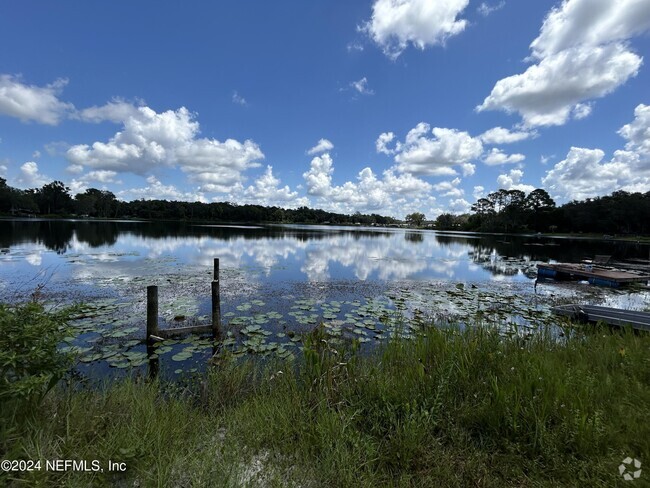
[3,323,649,487]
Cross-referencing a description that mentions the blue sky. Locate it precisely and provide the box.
[1,0,649,219]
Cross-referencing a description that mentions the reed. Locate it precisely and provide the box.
[3,320,648,487]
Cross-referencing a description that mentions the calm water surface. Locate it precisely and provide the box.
[1,219,649,379]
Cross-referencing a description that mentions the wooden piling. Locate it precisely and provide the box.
[147,342,159,381]
[214,258,220,281]
[212,279,221,338]
[146,285,159,341]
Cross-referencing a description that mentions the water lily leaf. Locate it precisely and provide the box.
[124,351,148,362]
[107,330,128,338]
[172,352,193,361]
[101,350,119,360]
[79,353,103,363]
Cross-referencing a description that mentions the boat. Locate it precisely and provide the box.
[551,304,650,332]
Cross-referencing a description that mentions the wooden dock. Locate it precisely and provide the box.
[537,263,650,287]
[552,304,650,332]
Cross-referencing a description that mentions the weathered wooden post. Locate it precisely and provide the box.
[212,279,221,339]
[212,258,221,338]
[147,342,159,381]
[146,285,159,341]
[146,285,160,380]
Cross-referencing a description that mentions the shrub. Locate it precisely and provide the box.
[0,300,73,449]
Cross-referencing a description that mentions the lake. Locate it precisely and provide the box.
[1,219,649,379]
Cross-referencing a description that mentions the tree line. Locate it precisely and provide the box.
[0,178,397,226]
[3,177,649,234]
[434,188,650,235]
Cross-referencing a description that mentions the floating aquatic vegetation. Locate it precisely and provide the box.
[162,296,199,320]
[49,263,641,380]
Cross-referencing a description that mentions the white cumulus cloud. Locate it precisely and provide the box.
[376,131,396,155]
[483,148,526,166]
[0,75,74,125]
[66,104,263,193]
[572,102,593,120]
[16,161,51,188]
[478,43,642,127]
[478,0,650,127]
[530,0,650,59]
[479,126,534,144]
[76,99,143,123]
[541,147,630,201]
[618,103,650,155]
[393,123,483,176]
[302,151,433,215]
[433,177,464,198]
[361,0,470,59]
[66,164,84,174]
[303,153,335,197]
[497,168,535,193]
[448,198,471,214]
[81,170,120,184]
[542,104,650,201]
[117,176,207,202]
[238,166,310,208]
[307,139,334,155]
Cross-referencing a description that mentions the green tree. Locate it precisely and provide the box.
[35,181,72,215]
[74,192,96,216]
[434,213,456,230]
[524,188,555,212]
[0,177,11,212]
[524,188,556,231]
[471,198,495,215]
[501,190,526,232]
[405,212,425,227]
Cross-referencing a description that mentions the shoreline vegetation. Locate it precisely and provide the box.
[2,303,649,486]
[3,177,650,235]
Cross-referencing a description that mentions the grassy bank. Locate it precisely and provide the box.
[2,316,649,487]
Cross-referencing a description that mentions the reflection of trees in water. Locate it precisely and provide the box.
[433,233,475,247]
[468,247,529,277]
[38,220,74,254]
[0,220,116,252]
[3,219,649,270]
[74,222,119,247]
[404,232,423,243]
[0,220,392,252]
[0,220,42,248]
[118,223,391,243]
[435,231,650,265]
